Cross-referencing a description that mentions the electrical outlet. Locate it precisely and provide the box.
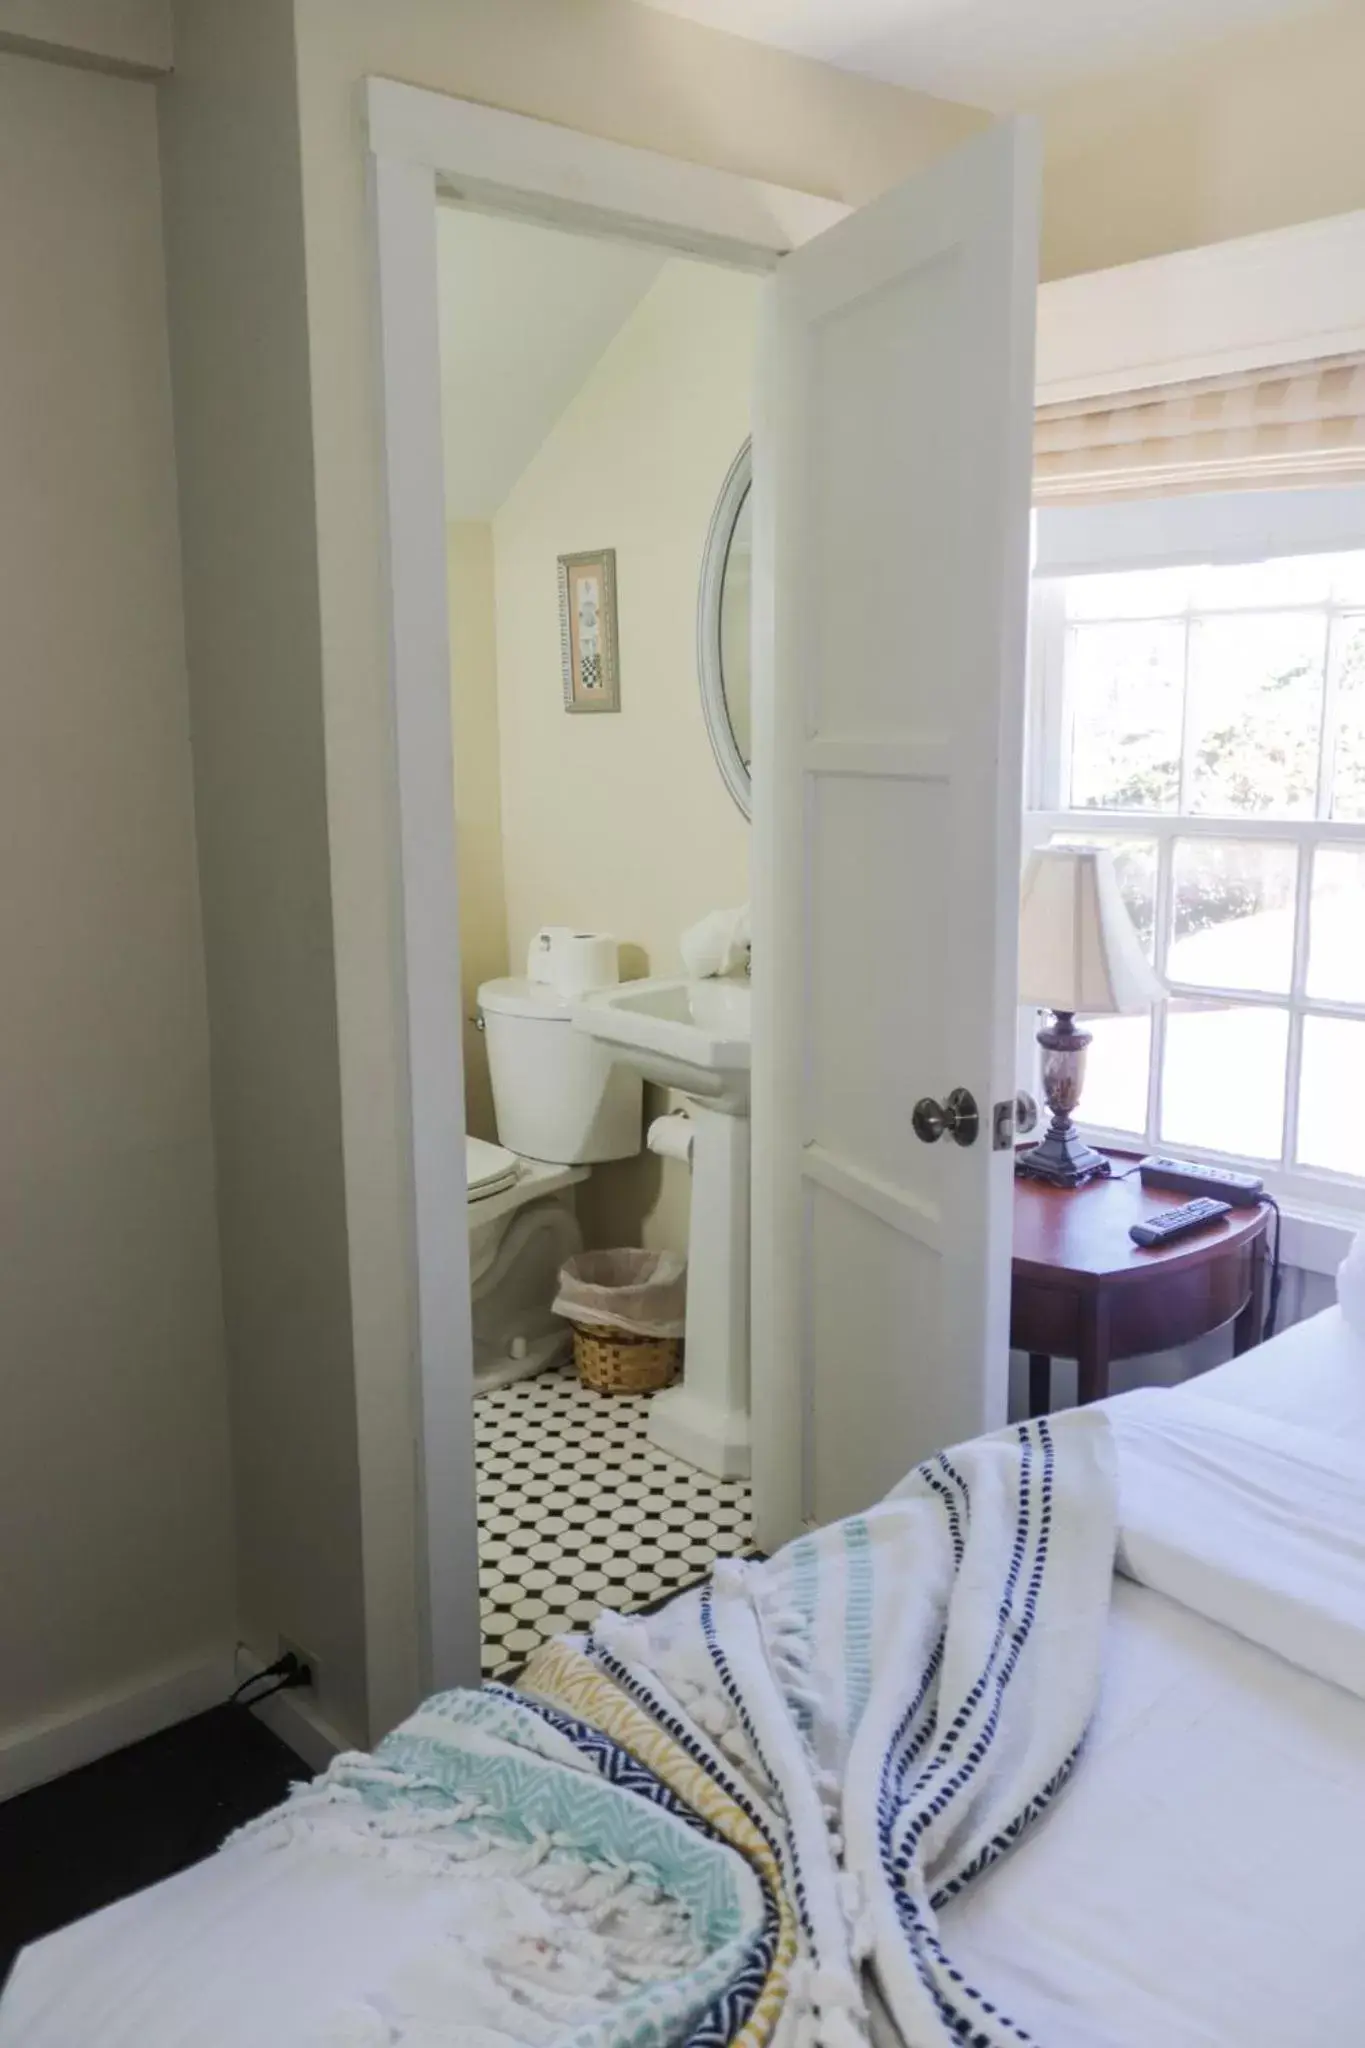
[277,1637,318,1693]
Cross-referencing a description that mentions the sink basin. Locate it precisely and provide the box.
[573,976,750,1113]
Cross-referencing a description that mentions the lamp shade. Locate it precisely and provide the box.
[1019,846,1164,1015]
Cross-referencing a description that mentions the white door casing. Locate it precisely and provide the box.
[366,82,845,1692]
[750,121,1041,1543]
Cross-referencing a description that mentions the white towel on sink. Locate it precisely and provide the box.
[680,904,750,980]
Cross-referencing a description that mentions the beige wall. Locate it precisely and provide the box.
[1035,0,1365,280]
[286,0,980,1728]
[0,0,171,74]
[0,52,233,1764]
[448,521,508,1142]
[160,0,370,1745]
[492,259,756,1253]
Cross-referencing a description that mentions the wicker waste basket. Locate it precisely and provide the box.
[554,1249,686,1395]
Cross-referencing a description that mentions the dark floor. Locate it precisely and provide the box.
[0,1705,309,1990]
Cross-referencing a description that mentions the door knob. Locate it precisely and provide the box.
[1015,1090,1039,1136]
[912,1087,980,1147]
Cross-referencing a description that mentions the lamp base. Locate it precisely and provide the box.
[1015,1123,1111,1188]
[1015,1008,1111,1188]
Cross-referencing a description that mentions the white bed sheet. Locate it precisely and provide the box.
[1,1838,507,2048]
[939,1304,1365,2048]
[6,1307,1365,2048]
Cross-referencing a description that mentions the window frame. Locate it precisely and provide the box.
[1025,496,1365,1224]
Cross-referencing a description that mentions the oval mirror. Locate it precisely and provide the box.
[698,439,752,818]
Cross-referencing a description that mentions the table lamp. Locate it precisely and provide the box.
[1016,845,1164,1188]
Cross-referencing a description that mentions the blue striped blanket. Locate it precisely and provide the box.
[215,1412,1114,2048]
[594,1410,1117,2046]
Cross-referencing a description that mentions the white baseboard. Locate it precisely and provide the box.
[232,1646,344,1775]
[0,1649,235,1802]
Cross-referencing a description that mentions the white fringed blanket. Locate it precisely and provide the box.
[594,1410,1118,2046]
[19,1385,1365,2048]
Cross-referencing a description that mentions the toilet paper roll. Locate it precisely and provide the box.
[551,932,621,997]
[648,1111,694,1164]
[527,926,574,984]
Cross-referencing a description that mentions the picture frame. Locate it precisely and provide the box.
[558,548,620,713]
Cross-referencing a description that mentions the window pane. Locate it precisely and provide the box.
[1076,1012,1151,1136]
[1049,834,1158,959]
[1332,616,1365,822]
[1160,1002,1288,1161]
[1186,614,1326,817]
[1297,1016,1365,1178]
[1329,554,1365,605]
[1191,555,1335,609]
[1307,846,1365,1003]
[1167,840,1297,994]
[1066,568,1191,621]
[1066,621,1184,812]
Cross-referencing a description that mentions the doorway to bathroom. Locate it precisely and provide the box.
[371,82,1038,1700]
[436,202,762,1679]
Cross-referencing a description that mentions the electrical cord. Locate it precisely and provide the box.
[233,1670,306,1711]
[1114,1163,1282,1342]
[1261,1194,1284,1342]
[228,1651,310,1712]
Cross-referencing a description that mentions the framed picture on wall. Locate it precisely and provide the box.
[558,548,620,713]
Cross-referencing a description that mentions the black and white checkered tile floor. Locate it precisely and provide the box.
[476,1364,753,1681]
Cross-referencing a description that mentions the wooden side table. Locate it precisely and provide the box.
[1012,1153,1270,1416]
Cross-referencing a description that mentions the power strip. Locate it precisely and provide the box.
[1138,1155,1265,1207]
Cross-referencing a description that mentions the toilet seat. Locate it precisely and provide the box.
[466,1134,521,1202]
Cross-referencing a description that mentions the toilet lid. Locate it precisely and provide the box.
[466,1134,521,1201]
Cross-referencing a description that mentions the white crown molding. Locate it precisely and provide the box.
[1037,208,1365,404]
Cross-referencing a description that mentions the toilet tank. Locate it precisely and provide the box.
[478,978,642,1164]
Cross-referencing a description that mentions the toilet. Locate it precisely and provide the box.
[467,931,642,1391]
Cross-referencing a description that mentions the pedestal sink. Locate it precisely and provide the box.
[573,977,750,1479]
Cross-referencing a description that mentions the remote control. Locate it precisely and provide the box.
[1130,1197,1232,1248]
[1138,1156,1264,1207]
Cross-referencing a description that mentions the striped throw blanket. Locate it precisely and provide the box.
[532,1408,1118,2047]
[232,1412,1114,2047]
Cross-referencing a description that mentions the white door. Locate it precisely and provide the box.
[750,120,1039,1545]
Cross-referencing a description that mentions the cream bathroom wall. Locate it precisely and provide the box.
[281,0,981,1727]
[1034,0,1365,280]
[448,521,509,1142]
[491,259,756,1255]
[0,50,233,1776]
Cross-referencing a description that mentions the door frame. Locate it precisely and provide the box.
[365,76,846,1692]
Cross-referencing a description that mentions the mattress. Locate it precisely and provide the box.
[939,1304,1365,2048]
[5,1306,1365,2048]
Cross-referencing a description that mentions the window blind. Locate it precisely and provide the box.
[1034,353,1365,503]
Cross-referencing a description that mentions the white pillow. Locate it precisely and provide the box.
[1338,1224,1365,1340]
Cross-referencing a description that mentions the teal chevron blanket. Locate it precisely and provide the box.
[233,1687,768,2047]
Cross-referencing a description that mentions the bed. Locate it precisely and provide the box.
[5,1305,1365,2048]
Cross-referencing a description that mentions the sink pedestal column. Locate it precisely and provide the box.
[648,1101,750,1480]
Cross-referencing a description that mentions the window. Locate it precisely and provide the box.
[1028,505,1365,1210]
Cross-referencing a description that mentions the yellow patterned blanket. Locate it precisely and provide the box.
[520,1638,798,2048]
